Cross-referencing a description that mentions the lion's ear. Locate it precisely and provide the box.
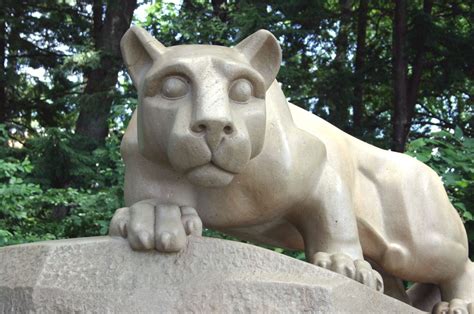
[235,30,282,89]
[121,26,165,88]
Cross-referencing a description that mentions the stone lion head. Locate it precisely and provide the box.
[121,26,281,188]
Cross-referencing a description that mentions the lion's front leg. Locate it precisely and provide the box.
[302,221,384,293]
[109,199,203,252]
[292,166,383,292]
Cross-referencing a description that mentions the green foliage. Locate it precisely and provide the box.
[1,0,93,132]
[27,129,96,188]
[0,125,123,247]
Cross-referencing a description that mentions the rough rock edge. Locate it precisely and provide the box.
[0,236,423,313]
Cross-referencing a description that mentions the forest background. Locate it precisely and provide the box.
[0,0,472,259]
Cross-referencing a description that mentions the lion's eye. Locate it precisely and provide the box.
[161,76,188,99]
[229,79,253,103]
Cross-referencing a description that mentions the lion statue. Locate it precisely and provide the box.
[109,26,473,313]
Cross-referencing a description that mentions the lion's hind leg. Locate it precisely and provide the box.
[433,259,474,313]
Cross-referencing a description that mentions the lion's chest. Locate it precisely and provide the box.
[193,146,308,229]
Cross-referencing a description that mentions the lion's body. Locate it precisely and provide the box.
[290,104,468,280]
[112,26,473,311]
[123,79,469,286]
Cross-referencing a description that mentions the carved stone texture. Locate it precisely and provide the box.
[0,236,422,313]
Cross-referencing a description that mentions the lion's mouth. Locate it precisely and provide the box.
[184,161,237,188]
[186,160,237,176]
[210,161,238,174]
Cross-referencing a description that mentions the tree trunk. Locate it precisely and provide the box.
[353,0,368,137]
[406,0,433,123]
[211,0,228,23]
[181,0,196,11]
[329,0,352,130]
[92,0,104,43]
[75,0,137,145]
[334,0,352,64]
[391,0,408,152]
[391,0,433,152]
[0,16,7,124]
[209,0,229,45]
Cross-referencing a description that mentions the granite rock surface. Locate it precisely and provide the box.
[0,236,422,313]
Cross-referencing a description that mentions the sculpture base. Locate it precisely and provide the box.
[0,236,422,313]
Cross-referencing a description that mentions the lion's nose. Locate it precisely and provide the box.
[191,120,234,152]
[191,120,234,135]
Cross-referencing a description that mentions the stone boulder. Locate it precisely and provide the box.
[0,236,422,313]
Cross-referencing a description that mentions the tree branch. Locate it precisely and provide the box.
[353,0,369,136]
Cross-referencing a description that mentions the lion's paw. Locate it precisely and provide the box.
[433,299,474,314]
[109,200,202,252]
[310,252,384,292]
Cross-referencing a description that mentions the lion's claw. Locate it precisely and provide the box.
[157,232,172,251]
[181,206,203,236]
[137,231,153,249]
[433,299,473,314]
[311,252,384,292]
[109,207,129,238]
[109,201,202,252]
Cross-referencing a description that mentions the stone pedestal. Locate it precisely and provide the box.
[0,236,422,313]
